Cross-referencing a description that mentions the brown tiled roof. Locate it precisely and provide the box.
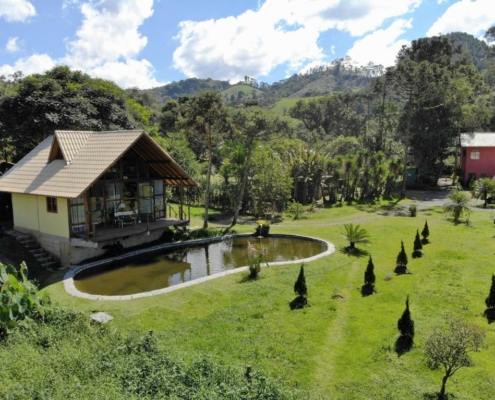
[0,130,196,198]
[460,132,495,147]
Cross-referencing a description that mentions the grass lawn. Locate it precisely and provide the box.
[9,198,495,398]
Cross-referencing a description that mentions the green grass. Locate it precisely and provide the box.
[269,96,322,116]
[6,200,495,399]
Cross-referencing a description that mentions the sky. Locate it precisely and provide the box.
[0,0,494,89]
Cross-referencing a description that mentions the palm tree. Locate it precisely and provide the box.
[342,224,371,249]
[472,177,495,208]
[443,190,470,223]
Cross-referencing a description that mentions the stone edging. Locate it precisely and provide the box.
[63,234,335,301]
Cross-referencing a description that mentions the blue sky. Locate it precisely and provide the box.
[1,0,494,89]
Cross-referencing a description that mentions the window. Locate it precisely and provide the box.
[470,150,480,160]
[46,197,58,213]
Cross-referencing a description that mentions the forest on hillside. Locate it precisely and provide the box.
[1,32,495,228]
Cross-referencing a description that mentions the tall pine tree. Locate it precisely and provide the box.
[412,229,423,258]
[421,220,430,244]
[395,240,409,274]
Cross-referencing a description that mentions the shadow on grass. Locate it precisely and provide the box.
[289,296,308,310]
[421,238,430,245]
[239,274,260,283]
[361,284,375,297]
[394,266,411,275]
[340,246,369,258]
[412,251,423,259]
[395,335,413,356]
[484,308,495,324]
[422,393,456,399]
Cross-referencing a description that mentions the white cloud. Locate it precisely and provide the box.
[5,37,21,53]
[0,0,165,89]
[427,0,495,37]
[0,0,36,22]
[347,18,412,67]
[59,0,165,88]
[89,59,166,89]
[0,54,56,77]
[173,0,422,81]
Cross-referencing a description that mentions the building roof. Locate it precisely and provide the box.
[0,130,196,199]
[460,132,495,147]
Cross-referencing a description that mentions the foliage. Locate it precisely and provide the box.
[228,106,290,227]
[421,220,430,243]
[0,308,300,399]
[472,177,495,208]
[0,66,135,160]
[424,317,485,399]
[249,146,293,217]
[341,224,371,249]
[409,204,417,217]
[178,90,231,228]
[412,229,423,258]
[443,190,471,224]
[246,241,263,280]
[395,241,409,274]
[286,200,306,220]
[0,262,49,337]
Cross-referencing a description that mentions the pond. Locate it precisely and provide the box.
[72,235,328,297]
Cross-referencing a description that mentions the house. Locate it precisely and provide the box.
[0,130,196,266]
[460,133,495,186]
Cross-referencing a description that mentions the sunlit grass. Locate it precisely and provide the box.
[42,203,495,398]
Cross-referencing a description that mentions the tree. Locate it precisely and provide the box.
[0,66,135,160]
[395,241,408,274]
[362,256,376,295]
[228,106,289,229]
[412,229,423,258]
[424,317,485,399]
[341,224,371,250]
[294,264,308,298]
[397,295,414,338]
[472,177,495,208]
[485,274,495,311]
[443,190,470,224]
[396,295,414,353]
[178,90,231,228]
[421,220,430,244]
[249,146,293,217]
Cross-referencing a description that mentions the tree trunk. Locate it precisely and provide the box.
[439,374,449,399]
[230,143,253,229]
[203,148,212,229]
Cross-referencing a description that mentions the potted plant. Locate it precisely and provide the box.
[255,219,270,236]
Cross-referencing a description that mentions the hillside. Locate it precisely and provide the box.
[145,32,493,107]
[446,32,494,72]
[151,77,231,103]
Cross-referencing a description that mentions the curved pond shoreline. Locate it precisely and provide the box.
[63,233,335,301]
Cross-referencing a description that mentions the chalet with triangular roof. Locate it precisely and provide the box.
[0,130,196,266]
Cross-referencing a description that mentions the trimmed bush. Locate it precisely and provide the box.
[421,220,430,244]
[362,256,376,295]
[395,241,408,274]
[412,229,423,258]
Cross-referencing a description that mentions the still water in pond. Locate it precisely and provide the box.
[74,236,326,296]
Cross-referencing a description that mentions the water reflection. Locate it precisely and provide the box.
[74,236,326,296]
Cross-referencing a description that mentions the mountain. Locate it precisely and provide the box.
[145,32,494,107]
[446,32,494,72]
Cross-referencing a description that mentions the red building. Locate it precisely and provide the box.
[460,132,495,185]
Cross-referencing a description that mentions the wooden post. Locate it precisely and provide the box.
[179,182,184,220]
[83,191,90,241]
[164,181,167,218]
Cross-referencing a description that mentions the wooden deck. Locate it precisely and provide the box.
[91,218,188,243]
